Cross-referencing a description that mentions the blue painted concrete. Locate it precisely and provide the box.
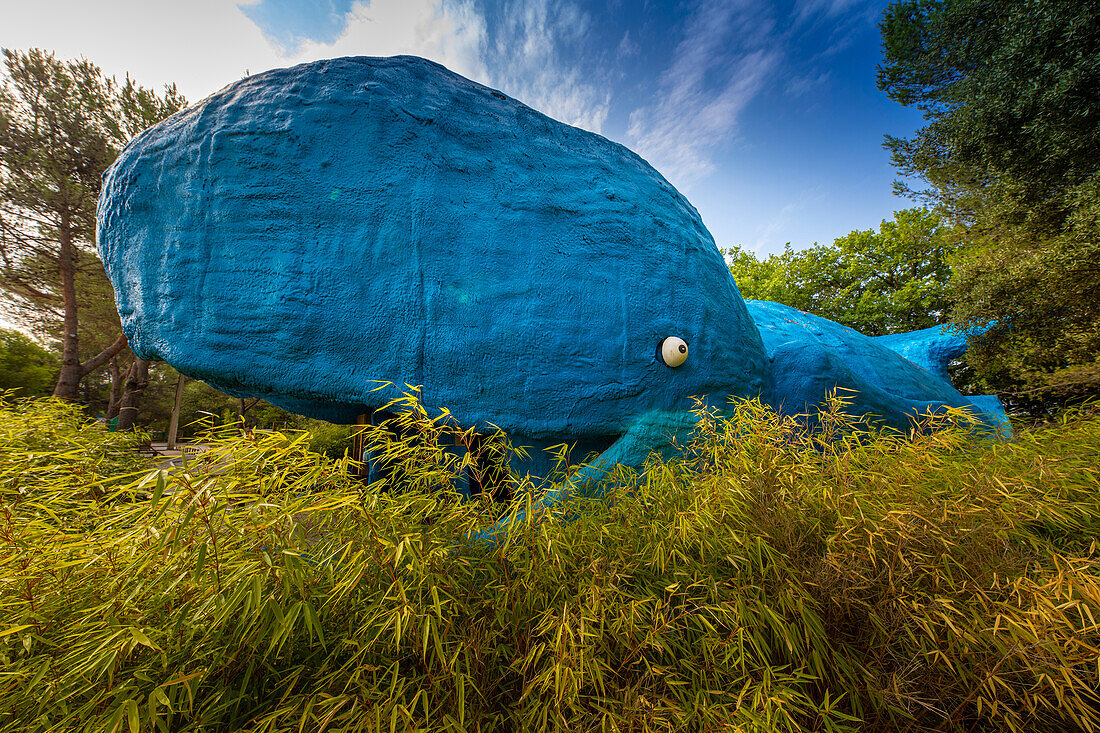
[753,299,963,429]
[471,408,700,545]
[965,394,1014,437]
[746,300,1008,431]
[97,56,1010,507]
[98,55,768,447]
[874,325,972,381]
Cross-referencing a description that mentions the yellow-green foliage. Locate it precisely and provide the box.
[1,395,1099,732]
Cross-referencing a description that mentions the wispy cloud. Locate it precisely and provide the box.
[240,0,609,134]
[481,0,610,133]
[236,0,876,193]
[785,70,831,98]
[792,0,867,27]
[238,0,356,56]
[281,0,488,85]
[616,30,639,61]
[753,201,801,253]
[624,0,779,189]
[790,0,879,57]
[753,188,826,253]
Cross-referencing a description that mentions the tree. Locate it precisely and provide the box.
[878,0,1100,405]
[0,327,57,397]
[114,357,150,431]
[725,245,805,310]
[4,246,131,410]
[0,49,186,401]
[727,208,958,336]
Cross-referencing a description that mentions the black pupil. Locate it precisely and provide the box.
[678,344,687,354]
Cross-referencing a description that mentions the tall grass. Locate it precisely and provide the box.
[1,394,1099,732]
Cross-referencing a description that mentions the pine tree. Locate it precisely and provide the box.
[0,48,186,400]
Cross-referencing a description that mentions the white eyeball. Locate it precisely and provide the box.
[659,336,689,368]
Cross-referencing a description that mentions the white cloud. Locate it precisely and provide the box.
[785,70,832,98]
[0,0,285,103]
[790,0,879,58]
[616,31,640,61]
[792,0,866,27]
[481,0,609,134]
[752,188,826,253]
[625,0,779,189]
[286,0,489,87]
[753,201,802,253]
[2,0,779,197]
[283,0,610,133]
[0,0,624,140]
[0,0,489,105]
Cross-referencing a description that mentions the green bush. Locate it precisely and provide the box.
[304,420,356,460]
[0,330,58,398]
[1,395,1099,732]
[0,396,149,505]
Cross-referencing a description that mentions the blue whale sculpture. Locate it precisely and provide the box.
[97,56,1008,521]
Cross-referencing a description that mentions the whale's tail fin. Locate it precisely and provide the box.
[962,394,1014,438]
[873,324,974,382]
[874,324,1013,438]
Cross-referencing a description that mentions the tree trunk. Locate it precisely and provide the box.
[106,357,124,419]
[52,221,83,400]
[49,216,130,402]
[53,324,129,404]
[79,333,129,377]
[115,358,150,431]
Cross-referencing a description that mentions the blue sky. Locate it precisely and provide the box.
[3,0,925,256]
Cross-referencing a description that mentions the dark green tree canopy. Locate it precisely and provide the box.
[728,208,957,337]
[879,0,1100,231]
[878,0,1100,408]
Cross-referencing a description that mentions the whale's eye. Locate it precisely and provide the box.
[659,336,689,368]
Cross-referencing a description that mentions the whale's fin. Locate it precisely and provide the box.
[469,409,698,548]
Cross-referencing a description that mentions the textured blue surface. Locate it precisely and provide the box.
[874,325,971,381]
[747,300,1007,431]
[98,55,768,444]
[97,55,1009,504]
[472,409,700,544]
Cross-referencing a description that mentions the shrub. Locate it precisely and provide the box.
[304,420,356,461]
[1,394,1098,732]
[0,332,58,398]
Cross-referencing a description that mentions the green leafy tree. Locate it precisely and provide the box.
[878,0,1100,405]
[0,327,57,397]
[727,208,957,336]
[0,48,186,401]
[725,244,807,310]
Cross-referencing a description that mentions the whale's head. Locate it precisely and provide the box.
[97,56,769,444]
